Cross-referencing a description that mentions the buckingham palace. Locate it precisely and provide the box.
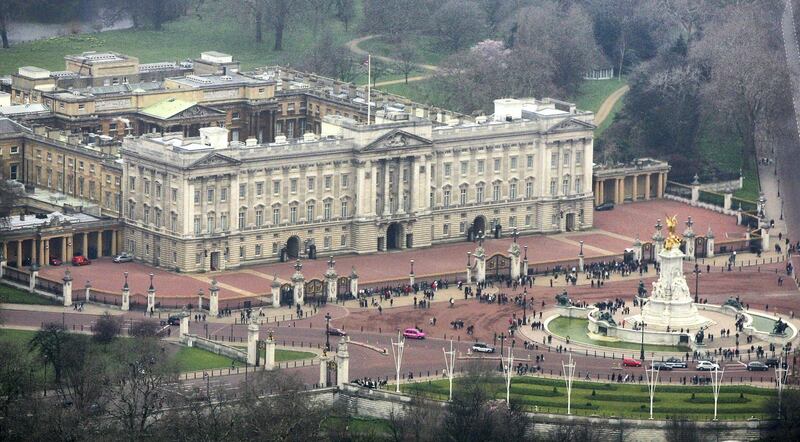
[121,96,595,272]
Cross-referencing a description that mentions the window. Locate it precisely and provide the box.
[257,182,266,197]
[340,235,347,247]
[460,161,468,176]
[443,163,452,178]
[443,224,450,235]
[271,180,279,196]
[220,213,228,231]
[476,185,484,203]
[290,178,298,193]
[46,152,52,162]
[196,253,202,265]
[575,150,583,164]
[525,181,533,198]
[477,160,484,174]
[289,206,297,223]
[207,214,215,232]
[341,174,349,188]
[207,188,215,203]
[268,207,279,225]
[10,146,18,154]
[340,200,348,218]
[155,208,162,227]
[221,187,228,202]
[238,210,246,229]
[307,177,315,191]
[194,216,201,234]
[563,152,570,166]
[272,243,278,255]
[194,190,200,204]
[171,213,178,231]
[155,183,162,199]
[306,202,315,221]
[430,191,435,208]
[460,187,467,205]
[240,246,245,258]
[509,182,517,199]
[171,188,178,202]
[527,155,534,168]
[510,156,518,170]
[232,112,240,120]
[239,183,246,198]
[255,244,262,256]
[550,179,557,196]
[459,222,466,233]
[127,201,135,219]
[509,216,517,227]
[575,177,582,193]
[525,214,532,226]
[143,206,150,224]
[493,158,501,173]
[89,164,94,173]
[324,236,331,249]
[256,208,265,226]
[143,179,150,195]
[551,153,558,168]
[324,175,332,190]
[324,201,332,220]
[562,176,570,194]
[492,183,501,201]
[443,189,451,207]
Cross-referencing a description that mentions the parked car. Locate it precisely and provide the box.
[664,357,687,368]
[327,328,347,336]
[622,357,642,367]
[167,315,182,326]
[402,328,426,339]
[596,202,615,211]
[71,255,91,266]
[49,256,62,266]
[113,252,134,263]
[696,361,720,371]
[765,358,788,368]
[747,361,769,371]
[471,343,495,353]
[650,362,673,371]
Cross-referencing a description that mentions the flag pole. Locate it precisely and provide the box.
[367,54,371,125]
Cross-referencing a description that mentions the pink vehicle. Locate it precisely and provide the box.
[403,328,426,339]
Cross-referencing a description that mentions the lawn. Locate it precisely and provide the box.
[404,376,775,420]
[0,328,37,346]
[358,35,450,66]
[0,14,359,75]
[595,93,625,136]
[568,77,627,114]
[696,120,760,200]
[547,317,690,353]
[0,282,59,305]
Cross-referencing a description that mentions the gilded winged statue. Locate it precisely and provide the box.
[664,215,682,250]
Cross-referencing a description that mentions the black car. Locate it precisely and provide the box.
[765,358,788,368]
[651,362,673,371]
[327,328,347,336]
[664,357,687,369]
[747,361,769,371]
[596,202,615,211]
[167,315,181,326]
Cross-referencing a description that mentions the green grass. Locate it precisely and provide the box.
[569,77,627,114]
[696,119,760,199]
[0,328,37,345]
[172,346,237,372]
[0,283,59,305]
[276,349,316,362]
[0,14,359,75]
[358,35,450,66]
[404,376,774,420]
[595,94,624,135]
[548,317,690,353]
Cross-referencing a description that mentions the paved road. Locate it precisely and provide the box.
[344,35,438,87]
[778,0,800,240]
[594,85,629,127]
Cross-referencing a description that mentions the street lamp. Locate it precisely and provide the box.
[410,259,414,276]
[693,264,701,304]
[522,289,528,324]
[325,312,332,351]
[498,332,507,370]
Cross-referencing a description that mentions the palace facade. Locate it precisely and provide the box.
[122,98,595,272]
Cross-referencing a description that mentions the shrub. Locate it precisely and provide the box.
[92,313,121,344]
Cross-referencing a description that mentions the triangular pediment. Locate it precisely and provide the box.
[363,130,431,151]
[545,118,596,134]
[172,105,225,120]
[188,152,241,169]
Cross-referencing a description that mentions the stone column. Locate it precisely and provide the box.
[291,260,305,306]
[147,273,156,313]
[598,180,604,204]
[684,217,695,259]
[619,178,625,204]
[271,277,281,308]
[40,239,48,267]
[509,243,521,280]
[383,160,391,215]
[645,174,651,200]
[652,219,664,264]
[264,333,276,370]
[247,321,259,366]
[197,289,204,311]
[180,313,189,339]
[522,246,529,276]
[475,248,486,284]
[355,161,367,218]
[632,175,638,201]
[121,272,130,311]
[0,249,5,279]
[319,352,329,387]
[723,193,732,211]
[396,157,405,215]
[61,237,68,263]
[761,227,770,251]
[62,269,73,307]
[690,174,700,204]
[209,278,220,317]
[349,267,359,296]
[578,240,585,272]
[29,265,38,294]
[84,280,91,302]
[335,337,350,387]
[706,228,715,258]
[111,230,117,255]
[410,157,419,213]
[97,231,103,258]
[16,241,22,267]
[325,257,338,302]
[369,161,378,216]
[658,173,665,198]
[82,233,88,258]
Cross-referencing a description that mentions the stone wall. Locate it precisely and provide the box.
[183,334,247,362]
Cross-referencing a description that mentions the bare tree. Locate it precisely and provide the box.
[429,0,488,51]
[0,179,22,227]
[395,44,418,84]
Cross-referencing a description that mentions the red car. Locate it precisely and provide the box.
[402,328,426,339]
[71,255,91,266]
[49,256,62,266]
[622,357,642,367]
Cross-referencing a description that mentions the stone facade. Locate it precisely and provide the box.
[121,98,595,272]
